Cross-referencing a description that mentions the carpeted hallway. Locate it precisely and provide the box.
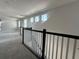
[0,32,37,59]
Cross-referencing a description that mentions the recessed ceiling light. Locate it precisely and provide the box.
[16,15,24,18]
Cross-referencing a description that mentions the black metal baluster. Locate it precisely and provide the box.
[55,36,59,59]
[52,35,55,59]
[60,37,64,59]
[72,39,77,59]
[44,34,47,58]
[22,28,24,44]
[65,38,70,59]
[42,29,46,59]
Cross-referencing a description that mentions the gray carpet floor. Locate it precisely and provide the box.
[0,32,37,59]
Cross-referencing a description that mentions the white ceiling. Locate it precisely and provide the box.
[0,0,48,19]
[0,0,78,20]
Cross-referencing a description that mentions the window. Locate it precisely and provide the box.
[18,21,20,27]
[35,16,40,22]
[30,17,34,23]
[41,14,48,22]
[24,19,27,28]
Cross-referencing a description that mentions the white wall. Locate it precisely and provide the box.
[31,1,79,59]
[1,20,17,32]
[33,1,79,36]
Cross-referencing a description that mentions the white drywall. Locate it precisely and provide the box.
[31,1,79,59]
[1,20,17,32]
[33,1,79,36]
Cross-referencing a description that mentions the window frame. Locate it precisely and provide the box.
[35,16,40,22]
[41,14,48,22]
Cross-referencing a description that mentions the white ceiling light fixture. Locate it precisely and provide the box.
[16,15,25,18]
